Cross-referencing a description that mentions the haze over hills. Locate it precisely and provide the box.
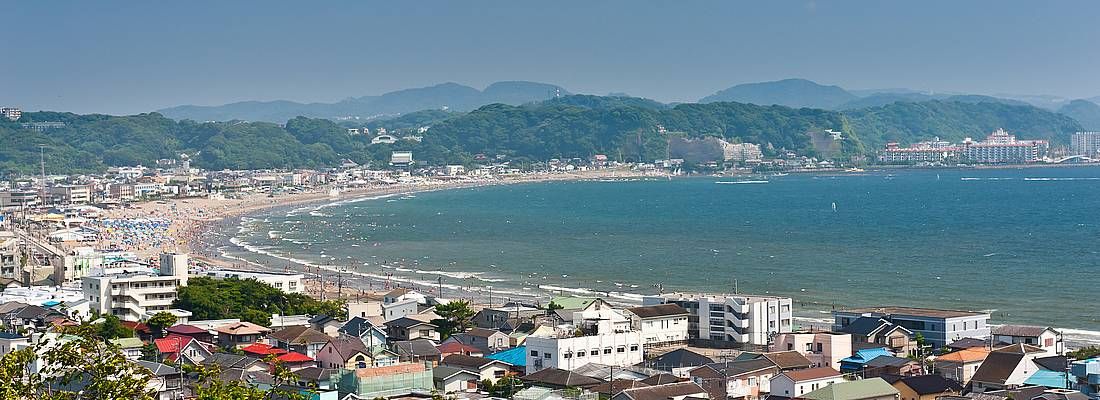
[157,81,569,123]
[699,78,858,110]
[1058,99,1100,130]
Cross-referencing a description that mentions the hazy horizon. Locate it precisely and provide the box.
[3,0,1099,115]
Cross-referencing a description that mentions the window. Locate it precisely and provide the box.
[530,350,539,357]
[816,343,823,352]
[564,352,573,359]
[629,345,638,352]
[591,348,599,355]
[544,352,552,359]
[577,351,586,357]
[603,348,612,355]
[616,346,625,353]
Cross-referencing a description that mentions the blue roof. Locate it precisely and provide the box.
[487,346,526,367]
[42,301,61,307]
[1024,369,1070,389]
[842,348,892,364]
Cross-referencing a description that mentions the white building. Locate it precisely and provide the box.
[524,310,644,374]
[81,253,192,322]
[0,107,20,121]
[50,185,91,205]
[1071,132,1100,157]
[962,129,1049,164]
[645,293,793,346]
[625,304,690,347]
[769,367,846,399]
[391,151,414,167]
[991,325,1063,355]
[444,165,465,176]
[200,269,303,294]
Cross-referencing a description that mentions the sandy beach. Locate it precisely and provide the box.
[96,168,659,298]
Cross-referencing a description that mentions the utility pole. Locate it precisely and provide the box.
[38,144,47,207]
[437,276,443,298]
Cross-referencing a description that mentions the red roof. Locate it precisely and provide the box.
[277,352,314,363]
[166,324,208,335]
[241,342,288,356]
[154,334,193,353]
[437,341,483,355]
[121,321,151,333]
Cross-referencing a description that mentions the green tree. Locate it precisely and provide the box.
[188,356,311,400]
[147,311,178,339]
[1069,346,1100,360]
[97,314,135,339]
[431,300,476,339]
[0,323,155,399]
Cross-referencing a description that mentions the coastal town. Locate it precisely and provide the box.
[0,146,1098,400]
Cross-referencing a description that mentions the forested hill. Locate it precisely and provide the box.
[0,96,1083,175]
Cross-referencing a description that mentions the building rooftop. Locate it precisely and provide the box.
[842,306,989,319]
[801,377,899,400]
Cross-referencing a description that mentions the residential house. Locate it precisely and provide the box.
[0,332,29,357]
[201,353,270,374]
[293,367,339,391]
[625,304,691,347]
[334,362,434,398]
[862,356,922,378]
[137,360,184,400]
[308,315,344,337]
[393,339,443,363]
[275,352,316,371]
[524,314,643,374]
[433,365,481,393]
[1070,357,1100,399]
[640,348,714,378]
[572,362,651,381]
[591,379,652,398]
[641,373,683,386]
[269,326,332,358]
[991,325,1063,355]
[214,321,271,349]
[611,382,709,400]
[690,358,779,400]
[769,367,846,398]
[800,377,900,400]
[385,317,440,342]
[838,317,916,356]
[946,337,995,352]
[1024,355,1072,390]
[240,342,288,358]
[437,341,484,358]
[338,317,388,349]
[440,353,513,383]
[772,331,853,370]
[933,348,989,384]
[165,324,215,343]
[111,337,145,360]
[471,303,543,331]
[970,343,1048,393]
[486,345,528,374]
[317,334,397,369]
[833,307,990,349]
[887,375,962,400]
[154,334,213,365]
[840,348,894,374]
[442,327,510,354]
[735,351,814,372]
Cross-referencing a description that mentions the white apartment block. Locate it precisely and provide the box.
[625,304,690,347]
[50,184,91,205]
[81,254,191,322]
[525,310,643,374]
[200,269,303,294]
[645,293,794,346]
[0,107,20,121]
[1071,132,1100,157]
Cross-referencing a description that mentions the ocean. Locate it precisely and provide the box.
[220,166,1100,344]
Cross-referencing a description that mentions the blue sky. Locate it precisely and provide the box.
[2,1,1098,114]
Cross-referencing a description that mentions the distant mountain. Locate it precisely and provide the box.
[157,81,570,122]
[838,93,944,110]
[943,95,1030,107]
[1058,99,1100,130]
[992,93,1071,110]
[700,78,858,109]
[543,94,668,110]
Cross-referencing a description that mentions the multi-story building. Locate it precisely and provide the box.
[391,151,414,168]
[644,293,793,346]
[722,142,764,163]
[524,312,644,374]
[878,138,960,164]
[771,331,852,370]
[1070,357,1100,399]
[81,253,191,322]
[50,184,91,205]
[108,183,136,201]
[199,269,303,294]
[833,306,990,349]
[962,129,1049,164]
[624,304,690,348]
[1071,132,1100,157]
[0,189,40,209]
[0,107,21,121]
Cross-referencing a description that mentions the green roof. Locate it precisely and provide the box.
[802,378,898,400]
[110,337,145,349]
[549,296,597,310]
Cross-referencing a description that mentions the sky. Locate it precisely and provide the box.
[3,0,1099,115]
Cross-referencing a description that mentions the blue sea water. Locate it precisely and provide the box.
[226,167,1100,333]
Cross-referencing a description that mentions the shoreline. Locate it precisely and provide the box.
[110,167,1100,349]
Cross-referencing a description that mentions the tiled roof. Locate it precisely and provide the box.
[992,325,1055,337]
[154,335,193,353]
[778,367,842,382]
[214,321,270,335]
[276,352,314,363]
[972,352,1025,384]
[442,353,507,369]
[935,348,990,363]
[894,375,963,395]
[269,325,331,344]
[241,342,288,356]
[355,363,426,378]
[521,367,602,388]
[617,382,707,400]
[802,377,899,400]
[166,324,208,335]
[627,304,690,319]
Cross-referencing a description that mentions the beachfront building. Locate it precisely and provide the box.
[200,269,304,294]
[771,331,853,370]
[624,304,690,348]
[961,129,1049,164]
[0,189,39,209]
[49,184,91,205]
[644,292,793,346]
[878,138,960,164]
[81,254,192,322]
[524,312,644,374]
[991,325,1063,355]
[833,306,990,349]
[1071,131,1100,157]
[390,151,414,169]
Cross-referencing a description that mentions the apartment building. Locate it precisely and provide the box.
[524,312,644,374]
[81,254,191,322]
[771,331,852,370]
[645,292,793,346]
[625,304,690,347]
[1071,131,1100,157]
[50,184,91,205]
[833,306,990,349]
[200,269,303,294]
